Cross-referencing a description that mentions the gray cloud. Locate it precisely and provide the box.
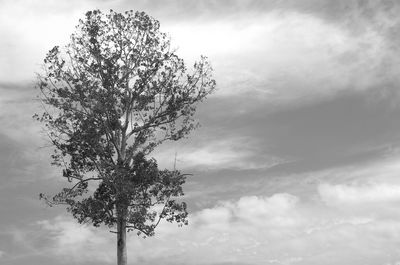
[190,88,400,172]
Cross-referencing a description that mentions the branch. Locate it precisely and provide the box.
[67,177,102,193]
[125,225,152,237]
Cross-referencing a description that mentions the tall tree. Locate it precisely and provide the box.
[35,9,215,265]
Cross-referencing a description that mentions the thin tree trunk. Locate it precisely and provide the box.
[117,215,127,265]
[118,125,128,265]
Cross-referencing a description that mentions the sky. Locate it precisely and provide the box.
[2,0,400,264]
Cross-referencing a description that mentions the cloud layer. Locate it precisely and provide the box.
[23,177,400,265]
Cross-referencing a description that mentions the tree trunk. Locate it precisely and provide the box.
[117,215,127,265]
[118,126,128,265]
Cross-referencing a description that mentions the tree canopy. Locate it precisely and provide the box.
[35,8,215,242]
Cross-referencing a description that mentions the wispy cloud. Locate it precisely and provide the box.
[319,183,400,205]
[154,135,285,171]
[168,10,389,102]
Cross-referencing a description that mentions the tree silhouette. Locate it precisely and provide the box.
[34,9,215,265]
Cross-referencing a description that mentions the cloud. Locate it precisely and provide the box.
[3,1,400,180]
[27,181,400,265]
[34,194,303,264]
[0,1,87,82]
[194,193,299,228]
[146,191,400,265]
[153,136,284,170]
[173,87,400,178]
[160,5,400,111]
[37,216,114,263]
[3,0,398,105]
[168,10,386,99]
[128,193,305,265]
[319,183,400,205]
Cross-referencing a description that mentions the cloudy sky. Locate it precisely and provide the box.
[3,0,400,264]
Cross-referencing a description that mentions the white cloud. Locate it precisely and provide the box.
[168,10,390,106]
[193,193,299,229]
[2,3,394,107]
[137,193,305,264]
[232,194,299,226]
[145,191,400,265]
[37,216,114,263]
[318,183,400,205]
[153,136,284,170]
[33,184,400,265]
[0,0,91,82]
[35,194,303,264]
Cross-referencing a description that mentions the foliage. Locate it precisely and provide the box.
[35,9,215,236]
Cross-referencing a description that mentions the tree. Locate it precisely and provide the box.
[34,9,215,265]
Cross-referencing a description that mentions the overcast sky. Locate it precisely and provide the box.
[2,0,400,264]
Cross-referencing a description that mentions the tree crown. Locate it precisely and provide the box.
[35,9,215,236]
